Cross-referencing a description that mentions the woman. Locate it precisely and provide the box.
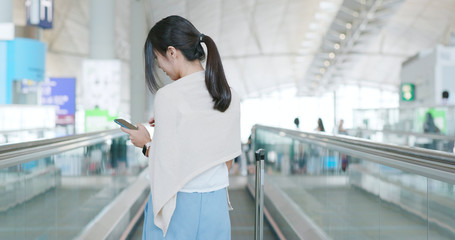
[338,119,347,135]
[121,15,241,239]
[316,118,325,132]
[423,112,439,150]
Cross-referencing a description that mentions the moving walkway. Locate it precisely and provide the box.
[1,125,454,239]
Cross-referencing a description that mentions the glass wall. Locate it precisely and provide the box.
[352,106,455,153]
[240,85,399,143]
[0,134,146,239]
[0,105,58,145]
[251,126,455,240]
[353,106,455,134]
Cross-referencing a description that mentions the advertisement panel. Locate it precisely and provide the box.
[82,60,121,115]
[41,77,76,124]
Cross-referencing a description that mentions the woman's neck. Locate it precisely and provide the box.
[178,60,204,79]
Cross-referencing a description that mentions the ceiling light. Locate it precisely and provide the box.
[315,12,331,21]
[339,33,346,40]
[296,56,306,63]
[329,52,336,59]
[301,41,315,47]
[316,74,322,80]
[309,23,319,30]
[346,23,352,29]
[324,60,330,67]
[298,49,311,54]
[305,32,318,39]
[320,68,326,74]
[334,43,340,49]
[319,1,337,11]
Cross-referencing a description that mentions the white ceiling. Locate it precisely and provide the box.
[144,0,455,99]
[145,0,337,98]
[12,0,455,100]
[343,0,455,90]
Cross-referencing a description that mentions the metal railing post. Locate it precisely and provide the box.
[254,149,265,240]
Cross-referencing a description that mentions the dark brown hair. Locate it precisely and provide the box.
[144,15,231,112]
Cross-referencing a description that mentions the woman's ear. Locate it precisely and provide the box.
[167,46,177,60]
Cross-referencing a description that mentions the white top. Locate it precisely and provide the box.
[180,162,229,192]
[148,71,241,236]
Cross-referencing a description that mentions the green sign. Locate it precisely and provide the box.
[401,83,415,101]
[85,108,117,132]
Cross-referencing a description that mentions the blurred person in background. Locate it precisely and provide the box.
[442,90,449,105]
[423,112,440,150]
[337,119,349,171]
[316,118,325,132]
[338,119,347,135]
[294,117,300,129]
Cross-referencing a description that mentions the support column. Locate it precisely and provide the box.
[129,0,148,123]
[90,0,115,59]
[333,90,337,134]
[0,0,14,40]
[84,0,120,130]
[0,0,13,22]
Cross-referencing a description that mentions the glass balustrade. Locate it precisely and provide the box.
[351,106,455,153]
[249,126,455,240]
[0,133,146,240]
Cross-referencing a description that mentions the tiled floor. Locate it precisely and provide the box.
[229,188,277,240]
[0,185,127,240]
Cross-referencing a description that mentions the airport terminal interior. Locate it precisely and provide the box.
[1,0,455,239]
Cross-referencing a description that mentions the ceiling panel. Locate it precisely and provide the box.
[12,0,455,100]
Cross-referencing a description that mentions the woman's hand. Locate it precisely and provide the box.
[226,159,233,172]
[121,124,151,148]
[149,117,155,127]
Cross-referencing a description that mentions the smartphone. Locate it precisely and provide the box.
[114,119,138,130]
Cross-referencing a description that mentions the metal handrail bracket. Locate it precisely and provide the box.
[254,149,265,240]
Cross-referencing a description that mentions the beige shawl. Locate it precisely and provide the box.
[148,71,241,236]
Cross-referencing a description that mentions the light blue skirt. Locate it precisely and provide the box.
[142,188,231,240]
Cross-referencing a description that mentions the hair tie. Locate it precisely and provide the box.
[199,33,204,43]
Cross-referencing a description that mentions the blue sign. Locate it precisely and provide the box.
[0,41,7,104]
[9,38,46,81]
[0,38,46,104]
[41,77,76,115]
[25,0,54,29]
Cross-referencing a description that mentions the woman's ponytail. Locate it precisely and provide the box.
[201,35,231,112]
